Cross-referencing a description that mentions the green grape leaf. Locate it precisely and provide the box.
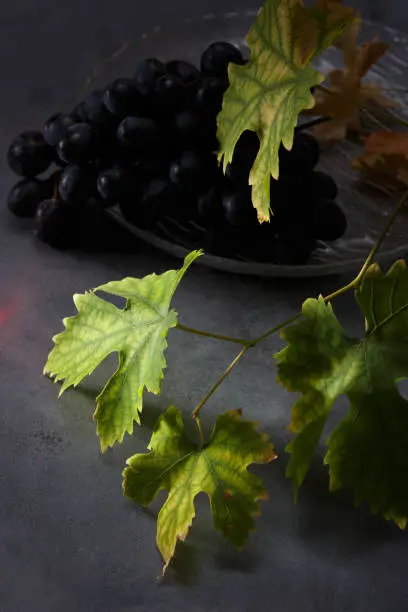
[123,406,276,571]
[275,260,408,527]
[217,0,358,222]
[44,250,202,451]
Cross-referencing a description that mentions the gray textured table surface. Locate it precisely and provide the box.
[1,1,408,611]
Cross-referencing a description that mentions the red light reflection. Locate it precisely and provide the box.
[0,301,18,327]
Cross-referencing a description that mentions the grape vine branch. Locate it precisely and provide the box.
[45,0,408,573]
[190,187,408,424]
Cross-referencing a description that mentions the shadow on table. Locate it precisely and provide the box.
[259,438,403,560]
[74,387,404,585]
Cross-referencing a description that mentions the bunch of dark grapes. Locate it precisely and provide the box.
[6,40,346,263]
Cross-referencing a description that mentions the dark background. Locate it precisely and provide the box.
[1,0,408,144]
[1,1,408,611]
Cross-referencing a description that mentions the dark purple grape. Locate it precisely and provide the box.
[52,148,68,168]
[134,58,166,95]
[301,133,320,169]
[235,130,259,155]
[166,110,209,149]
[70,101,87,122]
[116,172,151,225]
[269,174,312,214]
[174,110,201,145]
[306,171,338,201]
[56,123,97,165]
[222,189,258,228]
[80,90,114,126]
[271,234,316,265]
[96,163,136,207]
[196,77,227,116]
[43,113,76,147]
[169,150,216,192]
[200,42,245,80]
[90,124,123,170]
[142,177,174,209]
[203,223,246,258]
[225,130,259,185]
[125,177,175,229]
[7,131,54,177]
[103,78,146,119]
[152,74,185,115]
[311,198,347,241]
[197,185,224,226]
[279,132,320,176]
[237,221,277,262]
[46,169,64,195]
[117,117,160,155]
[138,153,170,181]
[58,165,95,204]
[225,161,245,185]
[7,178,50,217]
[165,60,200,87]
[77,200,141,253]
[90,143,119,172]
[272,186,315,240]
[271,194,317,262]
[202,116,220,151]
[35,199,79,249]
[83,196,107,214]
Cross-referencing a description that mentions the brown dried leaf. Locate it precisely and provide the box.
[365,131,408,155]
[307,21,393,139]
[352,131,408,189]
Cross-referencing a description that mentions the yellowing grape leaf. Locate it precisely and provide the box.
[44,251,202,451]
[307,22,393,139]
[352,131,408,189]
[123,406,276,571]
[217,0,358,222]
[275,260,408,527]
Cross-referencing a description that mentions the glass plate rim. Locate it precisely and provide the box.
[97,11,408,278]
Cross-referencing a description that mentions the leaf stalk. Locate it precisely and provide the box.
[176,323,249,346]
[195,416,205,446]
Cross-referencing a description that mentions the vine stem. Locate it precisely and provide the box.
[176,323,249,346]
[353,188,408,283]
[192,347,249,419]
[315,84,334,96]
[192,189,408,422]
[296,116,331,132]
[249,313,301,346]
[195,416,205,446]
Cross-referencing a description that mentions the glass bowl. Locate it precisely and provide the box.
[83,10,408,277]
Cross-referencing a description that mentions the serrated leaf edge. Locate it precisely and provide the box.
[123,407,276,572]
